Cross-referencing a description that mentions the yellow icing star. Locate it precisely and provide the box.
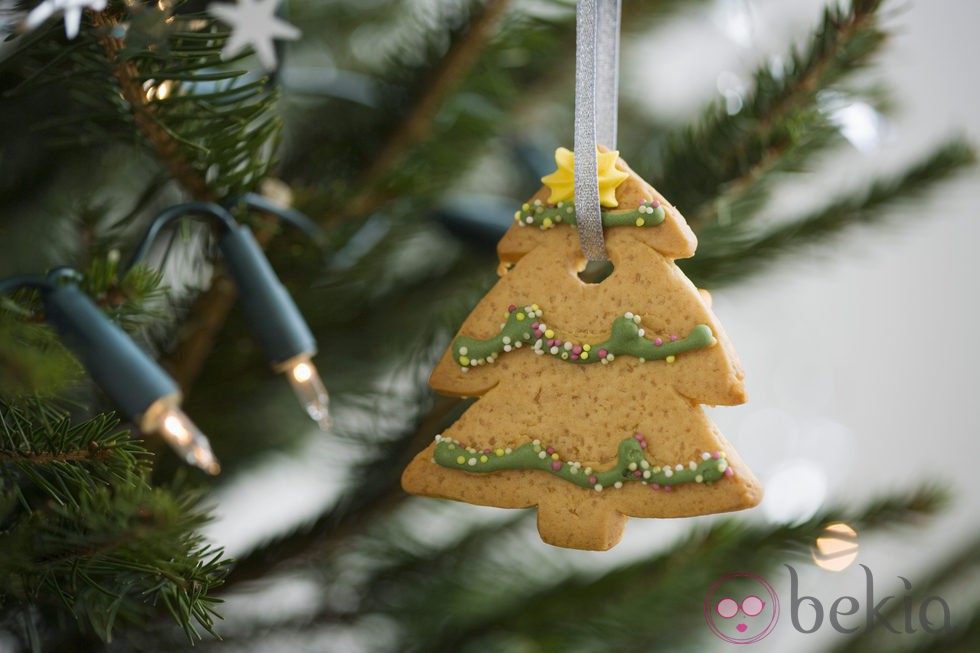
[540,147,630,207]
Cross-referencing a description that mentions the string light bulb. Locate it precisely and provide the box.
[217,219,330,430]
[281,356,330,430]
[131,200,331,430]
[150,402,221,475]
[41,281,220,474]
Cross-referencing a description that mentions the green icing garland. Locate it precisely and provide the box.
[453,305,715,370]
[514,199,666,230]
[432,434,733,492]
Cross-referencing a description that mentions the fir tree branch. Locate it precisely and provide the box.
[91,10,213,202]
[0,446,111,465]
[30,485,227,643]
[79,9,286,393]
[654,0,889,229]
[222,394,462,588]
[160,275,239,394]
[682,138,976,287]
[396,485,947,652]
[0,400,227,643]
[88,10,251,392]
[334,0,513,224]
[0,315,77,397]
[0,402,148,507]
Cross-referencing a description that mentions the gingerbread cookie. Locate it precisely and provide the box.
[402,149,761,550]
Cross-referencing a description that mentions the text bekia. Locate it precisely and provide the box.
[787,564,952,635]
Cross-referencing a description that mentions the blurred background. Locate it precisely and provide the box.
[0,0,977,651]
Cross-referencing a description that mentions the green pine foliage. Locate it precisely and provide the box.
[3,2,279,206]
[0,310,77,398]
[652,0,891,224]
[0,0,976,650]
[684,137,978,287]
[0,399,226,646]
[370,488,946,652]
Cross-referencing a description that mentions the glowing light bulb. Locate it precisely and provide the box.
[293,362,314,383]
[155,405,221,475]
[285,358,330,430]
[811,522,859,571]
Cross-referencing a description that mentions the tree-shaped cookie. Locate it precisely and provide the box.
[402,149,762,550]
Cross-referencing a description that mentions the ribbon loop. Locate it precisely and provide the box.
[574,0,621,262]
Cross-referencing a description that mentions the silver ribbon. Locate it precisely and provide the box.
[574,0,621,262]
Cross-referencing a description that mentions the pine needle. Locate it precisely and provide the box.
[651,0,890,230]
[683,138,977,287]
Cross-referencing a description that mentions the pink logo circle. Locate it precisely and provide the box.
[704,572,779,644]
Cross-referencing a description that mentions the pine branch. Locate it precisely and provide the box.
[205,511,533,646]
[309,209,490,322]
[0,261,229,642]
[88,7,280,201]
[682,138,976,287]
[0,7,288,394]
[0,400,228,643]
[392,485,947,652]
[0,401,147,506]
[91,11,213,201]
[283,1,572,225]
[351,511,531,608]
[339,0,513,221]
[652,0,889,230]
[222,393,462,588]
[27,483,227,644]
[86,7,287,394]
[0,312,77,397]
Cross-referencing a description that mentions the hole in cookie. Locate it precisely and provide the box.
[578,259,615,284]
